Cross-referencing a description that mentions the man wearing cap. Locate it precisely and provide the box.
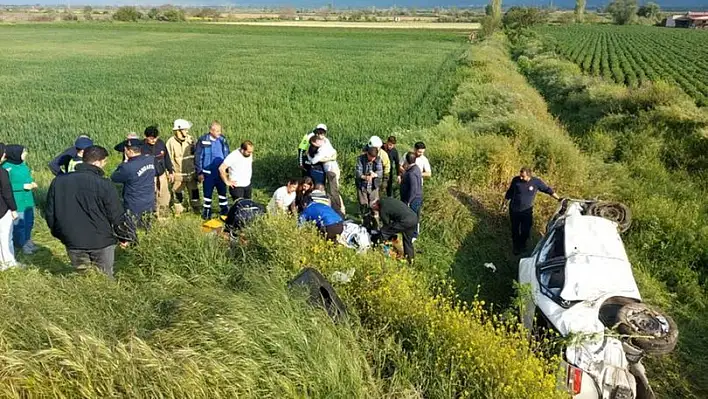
[167,119,199,215]
[111,138,156,225]
[195,121,230,220]
[367,136,391,197]
[141,126,174,218]
[48,136,94,176]
[297,123,329,177]
[355,146,383,229]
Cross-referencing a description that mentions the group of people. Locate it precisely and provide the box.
[0,117,559,275]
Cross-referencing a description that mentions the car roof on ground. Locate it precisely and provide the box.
[560,215,641,302]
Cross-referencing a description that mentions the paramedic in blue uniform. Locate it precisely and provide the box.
[195,121,230,220]
[111,138,156,225]
[502,166,560,255]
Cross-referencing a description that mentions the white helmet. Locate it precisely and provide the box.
[315,123,328,132]
[173,119,192,131]
[368,135,383,149]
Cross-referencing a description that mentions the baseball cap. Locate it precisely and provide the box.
[368,136,383,149]
[173,119,192,131]
[315,123,328,132]
[74,137,94,150]
[114,137,143,153]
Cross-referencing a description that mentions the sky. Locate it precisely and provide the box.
[3,0,707,9]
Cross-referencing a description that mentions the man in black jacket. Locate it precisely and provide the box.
[142,126,174,218]
[372,197,418,262]
[382,136,400,197]
[46,146,125,277]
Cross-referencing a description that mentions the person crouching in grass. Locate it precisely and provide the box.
[2,145,38,255]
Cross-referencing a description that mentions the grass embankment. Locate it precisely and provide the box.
[0,25,570,397]
[512,31,708,398]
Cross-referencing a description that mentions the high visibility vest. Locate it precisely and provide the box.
[67,159,82,173]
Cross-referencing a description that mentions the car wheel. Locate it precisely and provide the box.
[616,303,678,356]
[587,201,632,233]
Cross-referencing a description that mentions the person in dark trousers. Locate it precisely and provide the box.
[299,201,344,241]
[48,136,93,176]
[400,152,423,240]
[372,197,418,262]
[219,140,254,200]
[46,146,125,277]
[382,136,400,197]
[355,146,383,229]
[195,121,230,220]
[502,167,561,255]
[294,176,314,214]
[111,138,156,225]
[142,126,174,218]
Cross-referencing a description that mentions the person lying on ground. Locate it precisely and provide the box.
[268,179,299,215]
[45,146,125,278]
[371,197,418,263]
[298,201,344,241]
[48,135,93,176]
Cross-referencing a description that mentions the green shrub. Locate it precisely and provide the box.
[113,6,142,22]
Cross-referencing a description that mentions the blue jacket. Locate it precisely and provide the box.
[299,202,343,229]
[195,134,230,176]
[400,164,423,205]
[111,155,156,215]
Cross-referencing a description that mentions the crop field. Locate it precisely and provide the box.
[538,25,708,105]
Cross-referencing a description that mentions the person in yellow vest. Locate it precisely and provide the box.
[166,119,200,215]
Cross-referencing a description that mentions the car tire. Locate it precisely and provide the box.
[587,201,632,233]
[616,303,678,356]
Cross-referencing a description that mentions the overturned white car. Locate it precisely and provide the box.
[519,199,677,399]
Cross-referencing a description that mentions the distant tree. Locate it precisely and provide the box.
[503,7,547,30]
[606,0,638,25]
[113,6,141,22]
[159,8,185,22]
[147,8,159,20]
[485,4,493,16]
[83,5,93,20]
[480,15,501,38]
[637,2,660,19]
[575,0,586,22]
[491,0,502,19]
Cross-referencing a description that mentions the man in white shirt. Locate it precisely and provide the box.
[268,179,299,214]
[219,140,254,200]
[399,141,431,184]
